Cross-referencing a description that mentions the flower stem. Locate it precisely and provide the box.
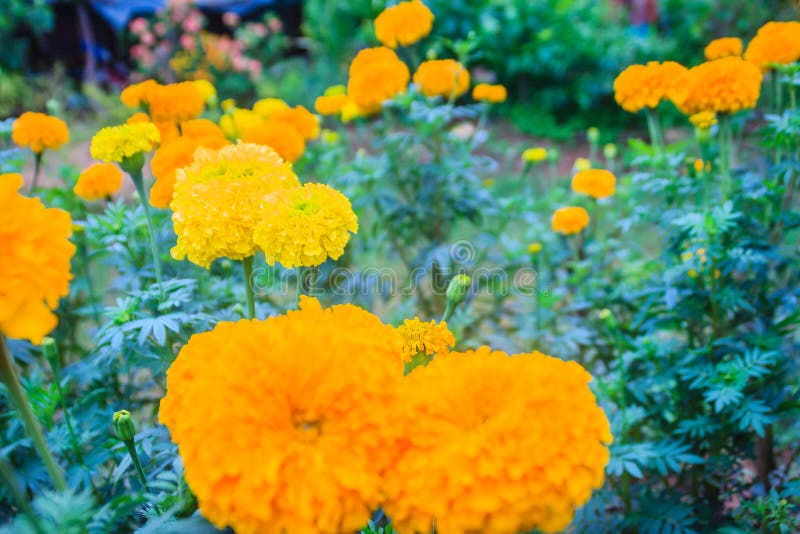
[441,301,455,323]
[29,152,43,194]
[0,336,67,491]
[241,256,255,319]
[718,113,733,203]
[42,340,84,467]
[129,170,164,297]
[76,231,101,326]
[122,439,150,492]
[0,458,47,534]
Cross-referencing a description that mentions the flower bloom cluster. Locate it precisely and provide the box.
[671,57,762,115]
[397,317,455,362]
[169,143,299,268]
[552,206,590,234]
[90,123,161,164]
[704,37,743,60]
[160,297,404,534]
[744,21,800,70]
[12,112,70,154]
[253,183,358,268]
[374,0,435,48]
[383,348,612,534]
[689,111,717,130]
[0,173,75,344]
[73,163,124,201]
[571,169,616,199]
[414,59,471,99]
[612,61,687,113]
[472,83,508,103]
[347,47,411,115]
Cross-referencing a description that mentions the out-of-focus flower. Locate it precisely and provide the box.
[472,83,507,103]
[90,123,160,164]
[613,61,687,113]
[672,57,762,115]
[252,98,289,118]
[689,111,717,130]
[552,206,590,234]
[744,21,800,70]
[74,163,124,201]
[413,59,470,99]
[374,0,434,48]
[268,106,320,140]
[522,147,548,163]
[347,47,410,114]
[704,37,743,60]
[573,157,592,171]
[120,80,159,108]
[315,94,349,116]
[571,169,616,199]
[12,112,69,154]
[241,120,306,163]
[148,82,205,123]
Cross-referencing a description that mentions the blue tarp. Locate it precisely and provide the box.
[88,0,291,30]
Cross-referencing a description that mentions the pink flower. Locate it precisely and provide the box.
[222,12,240,27]
[130,44,146,59]
[140,31,155,46]
[250,23,267,38]
[129,17,148,34]
[154,22,166,36]
[249,59,263,79]
[180,33,195,51]
[231,53,248,72]
[267,17,282,33]
[183,14,202,33]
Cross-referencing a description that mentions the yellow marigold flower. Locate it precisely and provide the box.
[522,147,548,163]
[374,0,434,48]
[347,47,410,115]
[240,119,306,163]
[254,183,358,268]
[552,206,590,235]
[192,79,217,104]
[397,317,455,362]
[120,80,159,108]
[571,169,616,199]
[90,122,160,163]
[413,59,470,99]
[472,83,507,103]
[252,97,289,118]
[0,173,75,344]
[383,347,612,534]
[573,157,592,171]
[160,296,403,534]
[321,129,339,144]
[12,112,69,154]
[324,84,346,96]
[148,82,205,123]
[745,21,800,70]
[603,143,618,159]
[219,108,262,140]
[613,61,688,113]
[672,56,762,115]
[693,159,705,173]
[482,178,495,187]
[149,135,230,209]
[341,100,363,122]
[314,94,348,116]
[220,98,236,112]
[268,105,320,140]
[528,242,543,254]
[170,143,299,268]
[689,111,717,130]
[73,162,123,201]
[704,37,743,60]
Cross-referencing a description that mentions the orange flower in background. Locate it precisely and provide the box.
[571,169,616,199]
[397,317,455,362]
[744,21,800,70]
[315,94,348,116]
[374,0,435,48]
[269,105,320,140]
[120,79,159,108]
[240,120,306,163]
[252,97,290,118]
[180,118,226,139]
[383,348,612,534]
[0,173,75,344]
[552,206,590,234]
[74,163,124,201]
[613,61,687,113]
[160,296,403,534]
[149,135,230,209]
[12,112,69,154]
[147,82,205,123]
[672,57,762,115]
[219,108,262,140]
[126,112,150,125]
[413,59,470,99]
[704,37,743,60]
[347,47,410,115]
[472,83,507,103]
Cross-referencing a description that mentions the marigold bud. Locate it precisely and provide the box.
[587,126,600,145]
[113,410,136,442]
[41,337,58,363]
[603,143,618,160]
[446,274,471,306]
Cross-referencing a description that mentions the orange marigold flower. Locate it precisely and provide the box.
[159,296,403,534]
[414,59,470,99]
[149,135,230,209]
[170,142,299,268]
[73,162,124,201]
[472,83,507,103]
[704,37,743,60]
[397,317,455,362]
[613,61,688,113]
[155,121,180,144]
[180,118,226,140]
[383,347,612,534]
[347,47,410,115]
[147,82,205,123]
[126,112,150,125]
[0,173,75,344]
[571,169,616,199]
[12,112,69,154]
[374,0,434,48]
[744,21,800,70]
[268,105,320,140]
[240,120,306,163]
[552,206,590,234]
[671,57,762,115]
[314,94,349,116]
[120,80,159,108]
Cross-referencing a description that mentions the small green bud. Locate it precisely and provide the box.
[446,274,472,306]
[72,223,85,235]
[113,410,136,442]
[41,337,59,362]
[587,127,600,145]
[547,146,561,163]
[603,143,618,160]
[695,126,711,144]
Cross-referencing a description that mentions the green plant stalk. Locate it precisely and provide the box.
[43,344,84,466]
[0,336,67,491]
[76,232,101,326]
[533,255,542,333]
[441,301,455,323]
[645,107,665,163]
[29,152,43,194]
[129,169,164,297]
[718,113,733,203]
[122,439,150,492]
[241,256,256,319]
[0,457,47,534]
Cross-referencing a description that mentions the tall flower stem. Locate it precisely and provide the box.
[718,113,733,203]
[0,336,67,491]
[41,339,84,467]
[29,152,43,194]
[0,458,46,534]
[645,108,665,163]
[123,439,150,492]
[74,227,101,326]
[241,256,256,319]
[129,169,164,297]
